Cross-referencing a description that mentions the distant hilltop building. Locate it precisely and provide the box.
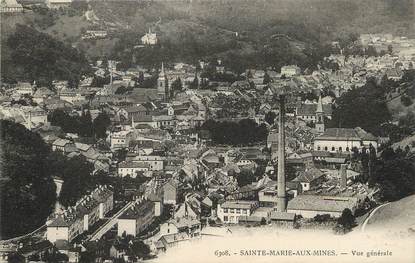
[141,28,158,45]
[360,33,394,46]
[0,0,23,13]
[45,0,72,9]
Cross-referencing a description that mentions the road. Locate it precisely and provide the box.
[87,200,136,241]
[360,202,390,233]
[0,224,46,245]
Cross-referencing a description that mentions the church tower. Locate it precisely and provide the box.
[157,62,169,101]
[315,95,325,133]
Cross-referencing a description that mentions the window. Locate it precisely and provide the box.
[223,208,228,213]
[339,147,342,152]
[236,209,241,214]
[346,147,350,151]
[229,209,234,213]
[324,147,328,151]
[332,147,335,151]
[224,216,228,221]
[317,146,321,150]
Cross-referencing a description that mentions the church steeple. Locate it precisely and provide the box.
[315,95,325,133]
[157,62,169,101]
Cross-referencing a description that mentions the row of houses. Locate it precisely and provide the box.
[46,185,114,243]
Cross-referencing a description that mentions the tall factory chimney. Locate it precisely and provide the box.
[277,94,286,212]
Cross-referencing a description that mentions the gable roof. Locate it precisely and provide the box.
[316,128,377,142]
[293,168,324,183]
[296,103,332,116]
[287,194,359,213]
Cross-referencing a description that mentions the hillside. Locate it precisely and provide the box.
[1,24,91,86]
[364,194,415,232]
[2,0,414,81]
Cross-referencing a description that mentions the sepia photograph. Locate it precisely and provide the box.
[0,0,414,262]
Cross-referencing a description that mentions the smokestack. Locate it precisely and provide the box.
[340,164,347,188]
[277,94,286,212]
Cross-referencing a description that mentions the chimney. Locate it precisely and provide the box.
[277,94,286,212]
[340,164,347,188]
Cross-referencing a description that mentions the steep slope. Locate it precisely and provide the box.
[364,194,415,232]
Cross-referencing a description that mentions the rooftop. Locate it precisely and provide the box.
[287,194,359,213]
[119,200,154,220]
[221,200,257,210]
[316,128,377,141]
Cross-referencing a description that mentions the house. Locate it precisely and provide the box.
[118,161,150,178]
[281,65,301,77]
[52,139,77,153]
[119,105,149,123]
[270,211,296,227]
[157,232,190,251]
[148,192,163,216]
[296,103,332,123]
[14,82,34,95]
[159,217,201,238]
[117,199,155,237]
[21,106,48,128]
[141,29,157,45]
[292,168,325,191]
[33,87,55,104]
[313,127,378,153]
[163,180,178,205]
[217,200,259,224]
[17,240,53,263]
[258,181,301,207]
[0,0,23,13]
[174,201,200,219]
[286,194,360,218]
[109,242,128,259]
[129,155,164,171]
[110,130,135,150]
[46,185,113,243]
[54,240,81,263]
[46,0,72,9]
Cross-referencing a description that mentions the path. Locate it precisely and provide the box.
[87,201,135,241]
[360,202,390,232]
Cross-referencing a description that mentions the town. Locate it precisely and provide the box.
[1,0,415,263]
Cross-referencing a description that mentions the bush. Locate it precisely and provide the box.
[314,214,332,223]
[401,95,413,107]
[333,208,356,234]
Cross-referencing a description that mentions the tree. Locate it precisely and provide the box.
[2,25,91,86]
[79,110,93,137]
[189,75,199,89]
[0,120,56,238]
[236,170,255,187]
[171,77,183,93]
[264,111,276,125]
[129,240,151,259]
[388,45,393,55]
[58,155,94,207]
[334,208,356,234]
[401,95,413,107]
[329,78,391,135]
[93,112,111,139]
[370,147,415,202]
[138,71,145,83]
[263,72,271,84]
